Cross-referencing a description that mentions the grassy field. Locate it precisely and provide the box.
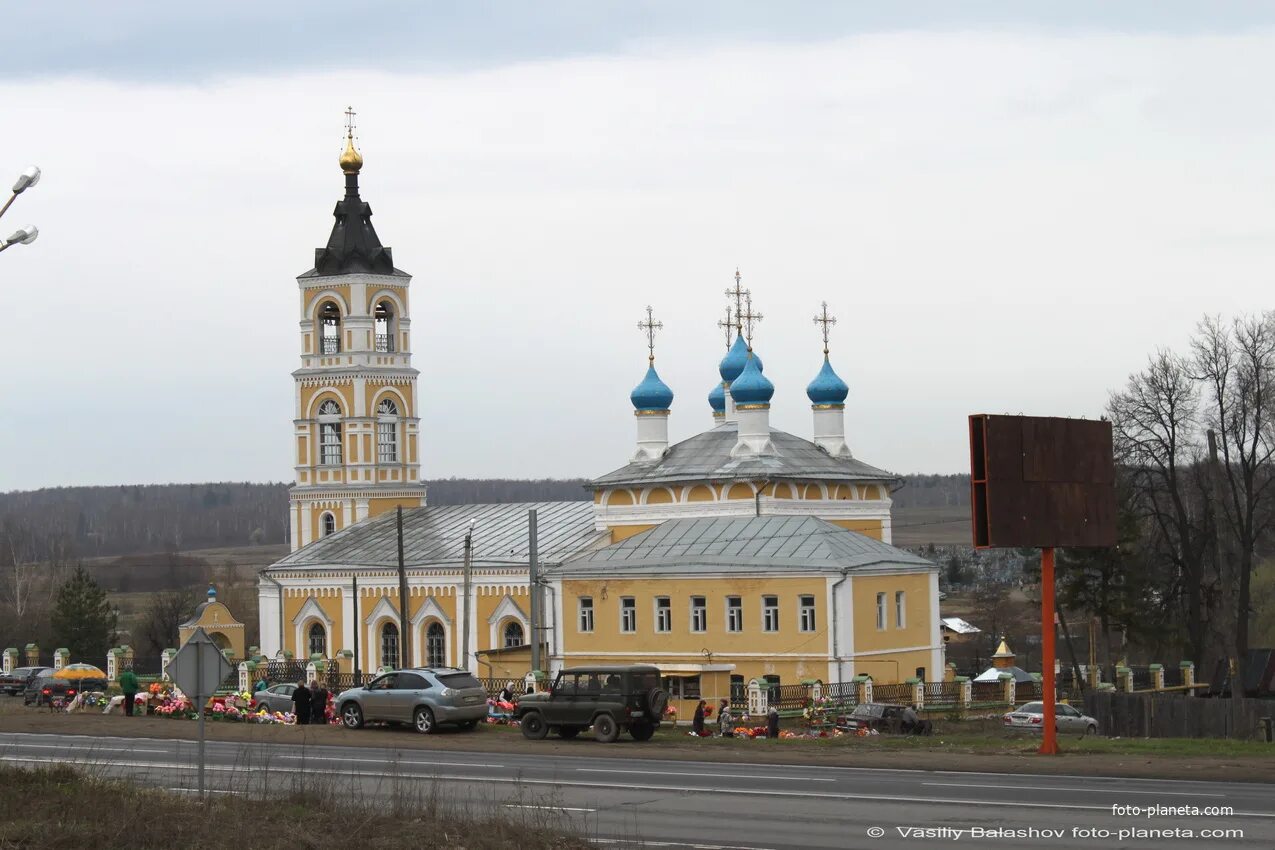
[891,505,972,547]
[0,762,589,850]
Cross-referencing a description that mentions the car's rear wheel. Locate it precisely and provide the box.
[414,707,436,734]
[521,711,549,740]
[341,703,364,729]
[629,720,655,741]
[557,725,581,739]
[1086,724,1097,736]
[593,714,620,743]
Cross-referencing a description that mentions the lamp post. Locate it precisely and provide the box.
[0,165,41,253]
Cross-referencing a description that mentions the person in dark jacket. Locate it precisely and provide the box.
[310,681,329,725]
[291,679,311,724]
[766,706,780,738]
[692,700,707,735]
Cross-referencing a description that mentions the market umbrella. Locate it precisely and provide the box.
[53,663,107,680]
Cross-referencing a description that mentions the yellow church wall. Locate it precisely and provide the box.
[646,488,675,505]
[366,286,409,315]
[593,491,603,504]
[300,383,355,417]
[281,591,344,660]
[607,490,634,507]
[725,482,755,500]
[368,496,425,516]
[855,648,935,685]
[306,287,352,318]
[851,573,932,656]
[802,483,824,499]
[365,383,414,416]
[686,484,714,502]
[826,519,884,540]
[609,524,656,543]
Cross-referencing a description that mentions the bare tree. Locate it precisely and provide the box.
[1192,313,1275,692]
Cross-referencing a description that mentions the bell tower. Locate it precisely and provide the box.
[288,109,426,551]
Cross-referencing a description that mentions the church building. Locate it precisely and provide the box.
[258,117,941,708]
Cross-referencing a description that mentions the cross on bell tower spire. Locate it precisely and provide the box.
[740,291,763,351]
[638,305,663,364]
[813,300,837,356]
[724,268,747,333]
[717,305,734,350]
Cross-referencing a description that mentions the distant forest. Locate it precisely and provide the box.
[0,474,968,559]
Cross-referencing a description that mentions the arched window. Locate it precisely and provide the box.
[374,300,395,352]
[503,620,525,648]
[318,301,342,354]
[321,512,336,537]
[426,622,446,667]
[317,400,342,465]
[380,622,400,669]
[308,622,327,656]
[377,398,398,463]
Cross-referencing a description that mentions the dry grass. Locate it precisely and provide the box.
[0,763,591,850]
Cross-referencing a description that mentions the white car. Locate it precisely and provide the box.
[1003,701,1098,735]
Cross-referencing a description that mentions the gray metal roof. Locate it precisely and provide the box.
[272,501,605,570]
[551,515,935,577]
[589,422,899,488]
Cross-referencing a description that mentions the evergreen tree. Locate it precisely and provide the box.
[50,566,118,662]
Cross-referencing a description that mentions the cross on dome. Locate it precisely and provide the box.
[638,305,663,364]
[740,292,763,350]
[339,105,363,174]
[717,305,734,350]
[813,300,837,355]
[724,268,748,333]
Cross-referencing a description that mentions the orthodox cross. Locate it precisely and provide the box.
[638,305,663,364]
[813,301,837,355]
[724,268,747,333]
[344,106,357,139]
[717,305,734,350]
[740,292,763,350]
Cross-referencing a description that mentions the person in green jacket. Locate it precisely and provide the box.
[119,668,140,717]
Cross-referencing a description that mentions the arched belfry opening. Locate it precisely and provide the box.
[374,299,395,352]
[318,301,342,354]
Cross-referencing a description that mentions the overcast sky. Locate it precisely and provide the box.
[3,3,1274,491]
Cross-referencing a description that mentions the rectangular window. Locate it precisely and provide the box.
[655,597,671,633]
[762,595,779,632]
[799,595,816,632]
[895,591,906,629]
[727,596,743,632]
[319,423,342,465]
[377,421,397,463]
[662,676,702,700]
[876,592,886,631]
[578,597,594,633]
[690,596,706,632]
[621,597,636,633]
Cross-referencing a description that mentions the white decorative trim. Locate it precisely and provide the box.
[410,596,451,627]
[487,595,528,650]
[292,597,333,658]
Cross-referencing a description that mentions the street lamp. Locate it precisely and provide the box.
[0,165,41,252]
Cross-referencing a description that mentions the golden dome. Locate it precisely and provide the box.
[339,133,363,174]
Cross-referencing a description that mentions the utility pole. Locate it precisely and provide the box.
[397,507,410,668]
[461,522,474,671]
[529,509,540,674]
[1207,430,1243,727]
[352,574,360,682]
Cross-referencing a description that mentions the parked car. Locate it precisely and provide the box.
[336,667,487,733]
[23,676,83,707]
[253,683,300,713]
[1,666,52,696]
[1003,701,1098,735]
[836,702,931,735]
[515,664,669,743]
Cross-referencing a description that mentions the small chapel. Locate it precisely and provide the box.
[258,115,941,708]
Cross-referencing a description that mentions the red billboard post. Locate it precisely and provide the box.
[969,415,1116,755]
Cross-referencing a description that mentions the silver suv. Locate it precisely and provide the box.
[336,667,487,734]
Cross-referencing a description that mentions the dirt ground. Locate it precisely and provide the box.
[2,699,1271,783]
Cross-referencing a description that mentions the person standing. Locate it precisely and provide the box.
[692,700,707,736]
[767,705,780,739]
[310,680,329,725]
[717,698,732,737]
[292,679,312,724]
[119,668,140,717]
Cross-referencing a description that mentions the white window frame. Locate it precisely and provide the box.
[578,597,594,633]
[376,398,399,463]
[876,592,887,631]
[895,590,906,629]
[799,594,816,632]
[654,597,671,633]
[726,596,743,632]
[320,512,336,537]
[317,400,343,466]
[762,595,779,632]
[690,596,707,633]
[620,597,637,633]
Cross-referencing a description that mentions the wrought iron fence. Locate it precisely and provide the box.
[971,680,1005,704]
[262,660,308,685]
[374,334,394,352]
[324,671,374,694]
[922,681,960,706]
[478,677,527,699]
[320,337,340,354]
[769,683,810,710]
[1164,666,1184,688]
[1130,666,1153,690]
[822,681,859,708]
[126,655,164,676]
[871,683,914,705]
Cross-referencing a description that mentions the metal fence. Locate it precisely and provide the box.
[922,680,961,707]
[478,677,527,699]
[324,671,375,694]
[872,683,914,705]
[1164,666,1184,688]
[822,681,859,709]
[126,655,164,676]
[971,681,1004,704]
[1130,666,1154,690]
[769,683,811,710]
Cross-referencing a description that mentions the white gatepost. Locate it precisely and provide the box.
[106,650,120,683]
[161,648,176,681]
[1,648,15,675]
[908,677,924,709]
[305,661,317,684]
[1000,672,1015,706]
[747,678,767,717]
[238,662,250,693]
[53,648,69,671]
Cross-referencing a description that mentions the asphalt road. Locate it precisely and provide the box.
[2,730,1272,849]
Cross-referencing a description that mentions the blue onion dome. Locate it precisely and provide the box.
[806,356,849,405]
[631,364,674,411]
[708,381,726,413]
[718,335,750,382]
[729,352,774,405]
